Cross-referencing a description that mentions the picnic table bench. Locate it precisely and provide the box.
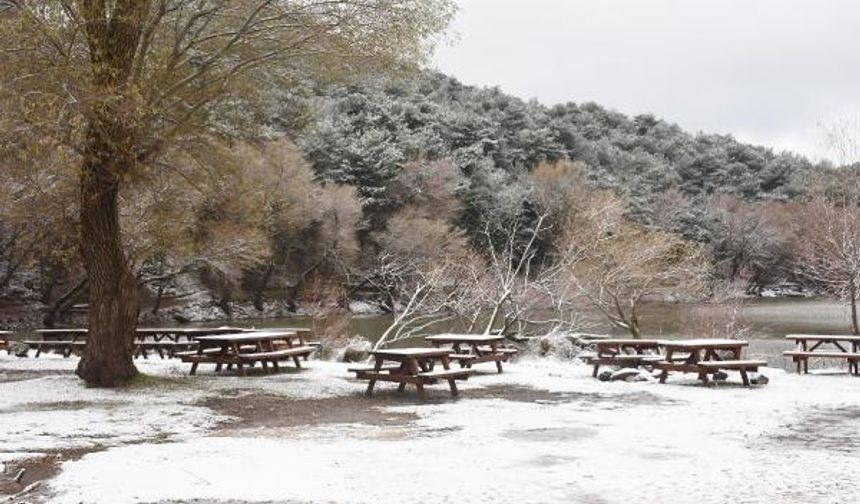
[783,334,860,375]
[424,334,517,373]
[581,339,663,377]
[0,331,11,355]
[653,339,765,386]
[24,329,89,357]
[179,331,315,376]
[350,348,474,401]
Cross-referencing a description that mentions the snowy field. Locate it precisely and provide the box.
[1,353,858,504]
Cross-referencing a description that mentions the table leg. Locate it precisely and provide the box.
[415,382,428,401]
[365,356,384,397]
[454,343,468,369]
[740,369,750,386]
[407,357,428,400]
[659,349,673,384]
[231,342,245,377]
[489,342,503,373]
[441,355,458,396]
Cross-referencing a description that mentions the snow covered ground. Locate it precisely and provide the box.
[1,353,858,504]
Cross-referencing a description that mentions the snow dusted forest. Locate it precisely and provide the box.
[4,69,858,335]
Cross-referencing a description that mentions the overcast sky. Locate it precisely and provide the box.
[433,0,860,161]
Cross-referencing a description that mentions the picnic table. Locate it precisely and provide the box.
[653,339,766,386]
[25,329,89,357]
[134,327,246,358]
[350,348,474,401]
[0,331,10,355]
[179,331,315,376]
[583,339,664,377]
[23,327,248,358]
[255,327,320,360]
[424,334,518,373]
[783,334,860,375]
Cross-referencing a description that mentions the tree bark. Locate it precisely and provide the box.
[851,282,859,336]
[76,159,140,386]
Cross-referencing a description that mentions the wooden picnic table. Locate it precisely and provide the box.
[25,329,89,357]
[424,334,518,373]
[252,327,320,360]
[134,327,247,358]
[585,339,664,377]
[351,348,474,401]
[23,327,249,358]
[0,330,10,355]
[654,339,765,386]
[180,331,315,376]
[783,334,860,375]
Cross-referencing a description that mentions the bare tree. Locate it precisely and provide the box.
[797,192,860,334]
[0,1,455,386]
[566,192,710,339]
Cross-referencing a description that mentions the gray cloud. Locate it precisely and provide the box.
[433,0,860,160]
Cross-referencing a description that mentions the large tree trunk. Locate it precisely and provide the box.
[76,160,140,386]
[74,0,150,386]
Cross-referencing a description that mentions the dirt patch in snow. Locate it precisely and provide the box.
[766,405,860,453]
[201,393,420,431]
[0,447,94,501]
[468,383,676,408]
[0,369,71,384]
[146,501,307,504]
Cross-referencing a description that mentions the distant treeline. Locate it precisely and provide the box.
[275,72,817,286]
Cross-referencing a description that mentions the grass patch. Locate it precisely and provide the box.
[124,372,186,390]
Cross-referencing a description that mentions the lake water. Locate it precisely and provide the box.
[229,297,857,370]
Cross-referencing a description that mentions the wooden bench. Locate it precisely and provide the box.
[783,351,860,375]
[475,346,518,355]
[417,369,473,381]
[23,340,87,357]
[181,345,315,374]
[654,359,767,386]
[238,346,315,362]
[174,347,223,358]
[583,339,665,377]
[348,364,403,374]
[585,354,663,377]
[356,366,475,400]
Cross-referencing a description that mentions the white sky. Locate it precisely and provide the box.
[433,0,860,161]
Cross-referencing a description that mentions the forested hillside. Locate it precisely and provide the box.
[289,72,812,228]
[0,71,833,329]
